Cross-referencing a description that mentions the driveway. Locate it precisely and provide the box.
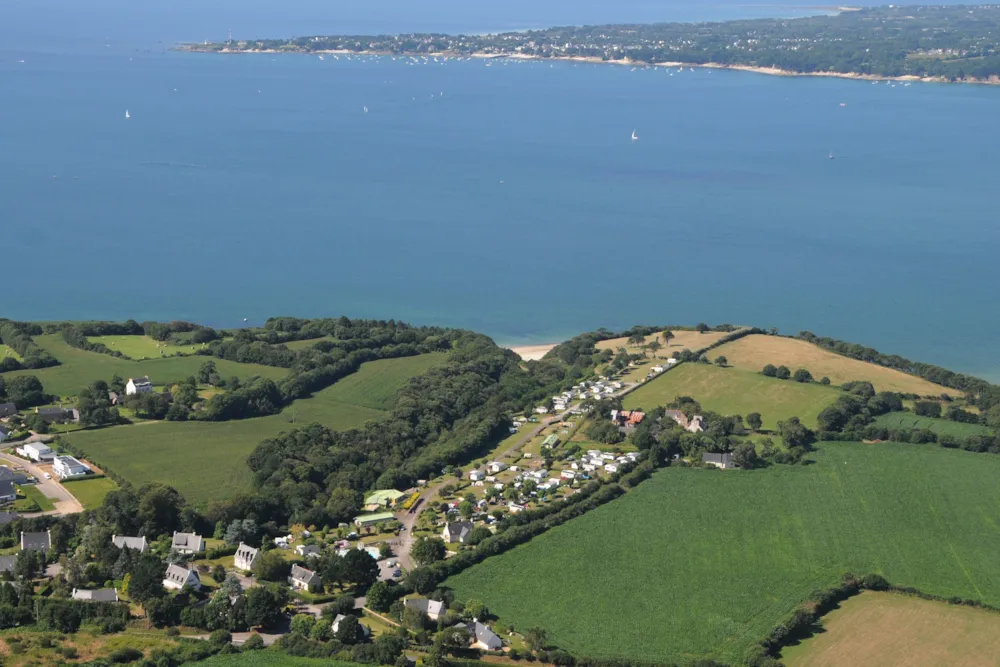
[0,452,84,515]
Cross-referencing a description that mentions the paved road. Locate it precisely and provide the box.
[0,452,84,516]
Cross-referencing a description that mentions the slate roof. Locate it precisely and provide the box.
[130,376,151,385]
[112,535,148,552]
[0,512,19,526]
[72,588,119,602]
[171,532,205,552]
[290,564,319,586]
[444,521,473,543]
[0,481,15,499]
[702,452,733,466]
[0,555,16,573]
[164,564,199,588]
[0,403,16,418]
[456,621,502,650]
[405,598,445,617]
[21,530,50,552]
[0,468,27,485]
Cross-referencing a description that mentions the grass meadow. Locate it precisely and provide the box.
[2,335,287,397]
[194,654,361,667]
[63,353,447,504]
[709,335,960,397]
[86,335,207,359]
[781,591,1000,667]
[873,412,993,438]
[623,362,838,429]
[0,345,21,362]
[446,442,1000,664]
[595,329,731,357]
[62,477,119,510]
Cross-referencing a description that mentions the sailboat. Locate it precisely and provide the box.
[363,106,369,113]
[125,109,130,120]
[631,130,639,142]
[828,150,835,160]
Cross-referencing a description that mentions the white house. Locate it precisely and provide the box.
[468,470,483,482]
[125,376,153,395]
[296,544,321,559]
[702,452,734,469]
[533,406,549,414]
[687,416,706,433]
[234,542,259,572]
[405,597,445,620]
[487,461,507,474]
[163,564,201,591]
[507,503,525,513]
[289,564,320,591]
[52,455,90,479]
[171,532,205,554]
[457,621,503,651]
[443,521,473,544]
[17,443,54,462]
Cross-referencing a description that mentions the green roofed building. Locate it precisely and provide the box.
[542,435,560,448]
[364,489,406,511]
[354,512,395,528]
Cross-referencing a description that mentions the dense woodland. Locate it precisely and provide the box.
[199,5,1000,81]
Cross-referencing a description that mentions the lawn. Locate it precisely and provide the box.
[86,335,207,359]
[781,591,1000,667]
[623,362,838,429]
[709,335,961,397]
[1,335,287,397]
[13,485,55,512]
[446,442,1000,664]
[64,353,447,505]
[873,412,993,438]
[596,329,731,357]
[62,476,119,510]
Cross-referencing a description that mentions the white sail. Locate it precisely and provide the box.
[125,109,130,119]
[631,130,638,141]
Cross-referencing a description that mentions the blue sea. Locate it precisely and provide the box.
[3,0,999,380]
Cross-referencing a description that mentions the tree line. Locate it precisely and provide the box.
[0,321,58,371]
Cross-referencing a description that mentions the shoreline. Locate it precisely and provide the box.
[174,46,1000,86]
[505,343,559,361]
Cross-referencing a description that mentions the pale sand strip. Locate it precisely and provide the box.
[507,344,558,361]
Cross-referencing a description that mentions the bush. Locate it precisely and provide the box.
[775,366,791,380]
[109,647,143,663]
[243,633,265,650]
[165,626,180,637]
[209,629,232,645]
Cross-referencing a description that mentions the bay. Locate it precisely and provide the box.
[1,0,998,380]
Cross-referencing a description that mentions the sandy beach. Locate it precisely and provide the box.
[507,344,558,361]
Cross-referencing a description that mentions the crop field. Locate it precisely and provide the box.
[709,335,960,397]
[62,477,119,510]
[0,345,21,362]
[86,335,207,359]
[0,335,287,397]
[64,353,445,504]
[596,329,731,357]
[873,412,993,438]
[781,591,1000,667]
[446,442,1000,664]
[623,363,838,429]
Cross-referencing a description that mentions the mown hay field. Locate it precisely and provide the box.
[623,362,838,429]
[596,329,730,357]
[447,442,1000,664]
[64,353,447,504]
[1,335,286,397]
[710,335,960,397]
[781,591,1000,667]
[873,412,993,438]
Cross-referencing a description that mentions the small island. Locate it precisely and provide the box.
[179,5,1000,83]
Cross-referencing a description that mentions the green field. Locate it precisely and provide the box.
[62,477,119,510]
[873,412,993,438]
[14,485,55,512]
[0,345,21,362]
[623,362,838,429]
[194,652,362,667]
[282,336,336,351]
[86,335,207,359]
[64,353,447,504]
[1,335,287,397]
[446,442,1000,664]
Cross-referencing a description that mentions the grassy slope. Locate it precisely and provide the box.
[0,345,21,362]
[873,412,993,437]
[595,330,731,357]
[64,353,447,504]
[781,591,1000,667]
[710,335,960,397]
[447,442,1000,664]
[86,335,207,359]
[62,477,119,510]
[623,362,838,429]
[1,335,286,397]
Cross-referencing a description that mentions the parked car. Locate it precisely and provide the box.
[43,473,51,480]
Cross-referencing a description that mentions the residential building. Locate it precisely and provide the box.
[171,531,205,554]
[487,461,506,474]
[687,415,706,433]
[0,403,16,419]
[604,464,619,473]
[35,407,77,424]
[405,597,445,621]
[296,544,321,558]
[0,512,19,526]
[288,564,320,591]
[702,452,734,469]
[72,588,120,603]
[533,406,548,414]
[108,392,122,406]
[163,564,201,591]
[352,511,394,529]
[234,542,259,572]
[363,489,405,511]
[663,410,688,428]
[53,455,90,479]
[442,521,473,544]
[0,468,28,486]
[332,614,371,637]
[17,443,54,462]
[112,535,148,552]
[610,410,645,428]
[21,530,50,552]
[0,425,8,444]
[0,555,16,573]
[0,481,15,503]
[125,376,153,395]
[456,621,503,651]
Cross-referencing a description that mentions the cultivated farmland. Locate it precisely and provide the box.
[781,591,1000,667]
[446,442,1000,664]
[1,335,287,397]
[709,335,960,396]
[623,363,838,429]
[64,353,447,504]
[873,412,993,438]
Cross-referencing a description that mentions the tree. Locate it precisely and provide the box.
[914,401,942,418]
[775,365,791,380]
[746,412,762,432]
[137,483,184,537]
[378,542,394,559]
[411,537,446,566]
[465,599,488,621]
[662,330,674,344]
[212,564,227,585]
[366,580,394,612]
[243,633,265,650]
[820,376,831,385]
[627,333,646,345]
[335,613,363,644]
[375,634,407,666]
[5,376,47,408]
[128,553,167,604]
[222,573,243,598]
[406,567,438,595]
[732,442,760,469]
[777,417,815,449]
[647,340,663,355]
[77,380,119,427]
[695,323,710,334]
[457,501,474,519]
[761,364,778,377]
[525,627,548,653]
[342,549,379,588]
[714,356,728,367]
[109,374,126,394]
[466,526,492,546]
[224,519,259,546]
[244,585,287,628]
[253,550,291,582]
[197,360,219,385]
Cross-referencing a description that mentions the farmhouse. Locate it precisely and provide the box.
[163,564,201,591]
[702,452,734,469]
[35,407,78,424]
[71,588,120,603]
[405,597,445,620]
[53,455,90,479]
[112,535,148,552]
[353,511,394,529]
[171,531,205,554]
[663,410,689,428]
[443,521,474,544]
[363,489,406,511]
[0,403,16,419]
[0,481,15,504]
[456,620,503,651]
[234,542,258,572]
[288,564,320,591]
[21,530,50,552]
[126,376,153,395]
[17,443,54,462]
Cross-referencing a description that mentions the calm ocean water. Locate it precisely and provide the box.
[2,0,999,380]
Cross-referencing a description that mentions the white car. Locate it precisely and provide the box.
[43,473,52,480]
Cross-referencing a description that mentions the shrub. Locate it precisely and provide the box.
[109,647,143,663]
[243,633,265,650]
[209,629,232,645]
